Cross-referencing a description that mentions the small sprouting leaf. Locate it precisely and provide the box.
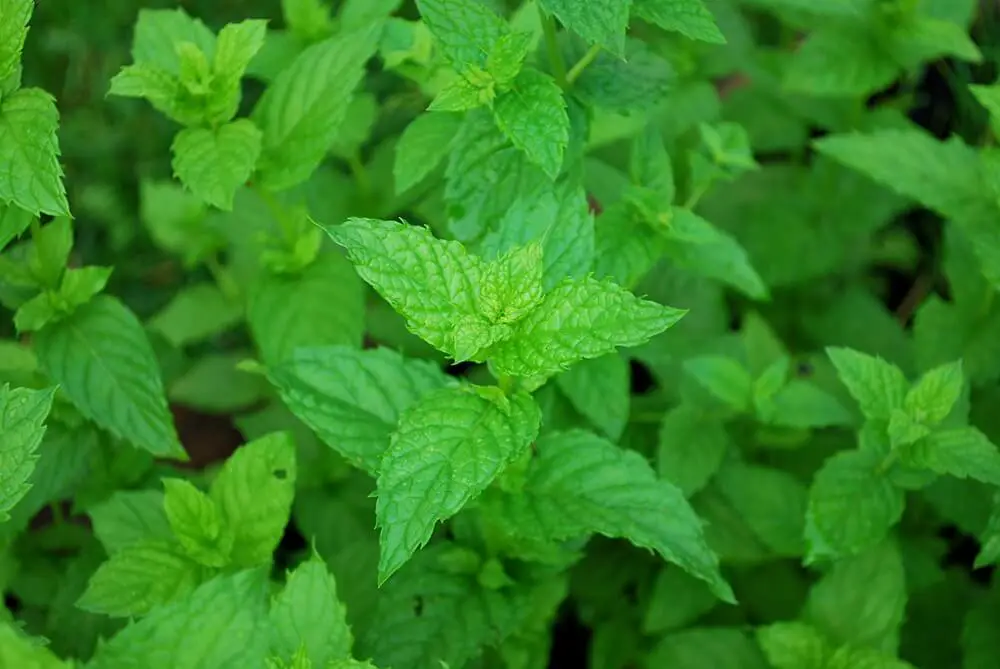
[487,276,686,378]
[77,541,208,618]
[0,384,56,521]
[130,8,217,75]
[33,296,185,459]
[376,386,540,582]
[904,359,964,426]
[826,347,909,422]
[806,450,904,560]
[170,119,262,210]
[491,69,569,179]
[270,552,353,666]
[210,19,267,122]
[479,242,545,324]
[486,32,534,87]
[0,87,70,217]
[267,346,453,474]
[209,432,297,567]
[252,25,380,190]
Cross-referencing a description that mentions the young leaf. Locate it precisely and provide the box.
[282,0,334,42]
[904,360,963,426]
[479,242,545,324]
[487,276,686,378]
[211,19,267,121]
[904,427,1000,486]
[376,387,541,582]
[631,0,724,44]
[248,252,365,365]
[0,384,56,521]
[556,353,629,440]
[89,569,269,669]
[486,32,534,87]
[505,430,733,601]
[322,218,484,356]
[539,0,630,56]
[804,540,906,654]
[170,119,262,210]
[131,8,217,74]
[415,0,507,69]
[826,347,909,421]
[806,450,905,559]
[657,404,729,497]
[0,87,70,217]
[267,346,453,474]
[270,552,353,666]
[76,541,207,618]
[491,69,568,179]
[162,478,231,567]
[33,296,185,459]
[88,489,174,554]
[209,432,297,567]
[393,112,462,194]
[252,25,379,191]
[756,622,830,669]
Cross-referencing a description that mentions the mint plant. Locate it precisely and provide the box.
[4,0,1000,666]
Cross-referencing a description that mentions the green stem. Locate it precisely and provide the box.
[539,7,567,87]
[566,44,602,85]
[683,181,710,210]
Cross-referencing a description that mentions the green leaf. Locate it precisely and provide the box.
[511,430,731,600]
[270,552,353,666]
[170,119,262,211]
[393,112,462,194]
[162,478,231,567]
[886,16,982,67]
[905,427,1000,486]
[904,360,963,426]
[267,346,452,474]
[657,404,729,497]
[682,356,753,412]
[0,621,72,669]
[76,541,207,618]
[804,540,906,654]
[642,568,717,635]
[806,450,904,559]
[479,242,545,325]
[764,380,854,429]
[488,276,686,378]
[657,208,768,300]
[88,489,174,554]
[252,25,379,191]
[491,69,568,179]
[540,0,630,56]
[209,431,297,567]
[975,492,1000,568]
[248,251,365,365]
[33,296,185,459]
[887,408,931,449]
[631,0,724,44]
[567,37,674,112]
[131,8,217,75]
[148,283,243,348]
[971,83,1000,137]
[282,0,334,41]
[415,0,507,69]
[556,353,629,440]
[756,622,830,669]
[784,28,898,97]
[376,386,540,582]
[0,202,32,252]
[0,87,70,217]
[486,31,534,87]
[89,569,269,669]
[0,0,32,82]
[715,462,807,557]
[826,347,909,421]
[0,384,55,521]
[323,218,483,357]
[428,73,492,112]
[211,19,267,121]
[647,627,768,669]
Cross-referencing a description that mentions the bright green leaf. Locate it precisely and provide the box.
[905,427,1000,486]
[491,69,568,179]
[631,0,724,44]
[556,353,629,440]
[163,478,231,567]
[826,347,909,421]
[415,0,507,69]
[394,112,462,194]
[0,87,70,217]
[904,359,964,426]
[170,119,262,210]
[0,384,55,521]
[540,0,630,56]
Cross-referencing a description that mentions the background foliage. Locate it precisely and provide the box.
[4,0,1000,667]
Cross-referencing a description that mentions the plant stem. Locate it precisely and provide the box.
[539,7,567,87]
[566,44,602,85]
